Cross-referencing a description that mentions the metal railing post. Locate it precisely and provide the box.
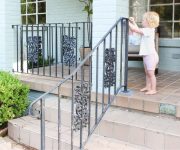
[40,98,45,150]
[123,18,129,92]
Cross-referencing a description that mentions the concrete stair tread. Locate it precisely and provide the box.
[0,136,35,150]
[9,97,180,150]
[8,116,86,149]
[85,134,152,150]
[33,95,180,138]
[31,96,180,149]
[17,73,180,117]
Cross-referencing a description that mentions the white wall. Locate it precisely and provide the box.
[46,0,87,23]
[116,0,129,19]
[0,1,6,70]
[0,0,21,71]
[92,0,129,92]
[159,39,180,71]
[0,0,87,72]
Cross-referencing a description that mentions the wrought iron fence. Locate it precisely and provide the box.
[12,22,92,78]
[28,17,129,150]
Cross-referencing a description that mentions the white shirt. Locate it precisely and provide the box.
[139,28,156,56]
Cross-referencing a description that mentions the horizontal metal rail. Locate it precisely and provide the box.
[28,17,129,150]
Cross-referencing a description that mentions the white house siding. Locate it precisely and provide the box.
[46,0,87,23]
[46,0,88,63]
[159,39,180,71]
[0,1,6,70]
[92,0,129,92]
[0,0,20,71]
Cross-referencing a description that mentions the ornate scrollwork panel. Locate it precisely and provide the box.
[73,82,89,131]
[104,48,116,88]
[27,36,42,63]
[62,35,76,66]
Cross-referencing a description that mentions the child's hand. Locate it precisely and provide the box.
[129,17,135,24]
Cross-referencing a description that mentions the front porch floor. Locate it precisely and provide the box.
[115,68,180,118]
[17,67,180,118]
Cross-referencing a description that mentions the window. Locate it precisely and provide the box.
[21,0,46,24]
[129,0,180,38]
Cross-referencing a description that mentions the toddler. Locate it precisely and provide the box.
[129,11,160,95]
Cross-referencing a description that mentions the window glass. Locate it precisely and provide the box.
[21,0,26,3]
[150,0,172,4]
[22,16,26,24]
[27,0,36,2]
[21,0,46,24]
[129,7,147,22]
[28,15,36,24]
[150,6,172,21]
[38,2,46,13]
[175,0,180,3]
[175,5,180,20]
[21,4,26,14]
[38,14,46,24]
[27,3,36,14]
[130,0,180,38]
[159,23,172,38]
[129,0,148,6]
[174,23,180,37]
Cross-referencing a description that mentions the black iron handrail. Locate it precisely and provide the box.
[28,17,129,150]
[12,22,92,78]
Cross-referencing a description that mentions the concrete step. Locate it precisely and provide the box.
[19,73,180,118]
[96,108,180,150]
[30,95,180,150]
[8,116,154,150]
[8,116,82,150]
[84,134,152,150]
[0,136,35,150]
[9,108,180,150]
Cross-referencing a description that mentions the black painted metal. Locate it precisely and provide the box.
[12,22,92,78]
[104,48,116,88]
[27,17,129,150]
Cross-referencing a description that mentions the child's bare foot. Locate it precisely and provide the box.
[145,90,157,95]
[140,87,149,92]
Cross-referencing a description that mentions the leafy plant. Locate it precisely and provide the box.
[28,56,54,69]
[79,0,93,21]
[78,0,93,46]
[0,71,29,127]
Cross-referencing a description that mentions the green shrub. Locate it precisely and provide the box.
[0,71,29,127]
[28,56,54,69]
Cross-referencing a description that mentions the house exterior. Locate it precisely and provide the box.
[0,0,180,72]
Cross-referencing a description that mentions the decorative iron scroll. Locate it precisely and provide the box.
[104,48,116,88]
[73,82,89,131]
[27,36,42,63]
[62,35,76,66]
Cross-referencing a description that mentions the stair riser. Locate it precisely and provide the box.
[31,104,180,150]
[27,79,180,118]
[95,120,180,150]
[8,122,79,150]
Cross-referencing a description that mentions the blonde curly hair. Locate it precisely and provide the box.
[143,11,159,28]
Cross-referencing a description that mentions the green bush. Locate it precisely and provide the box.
[0,71,29,127]
[28,56,54,69]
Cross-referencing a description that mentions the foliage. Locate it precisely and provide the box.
[79,0,93,18]
[78,0,93,46]
[0,72,29,127]
[28,56,54,69]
